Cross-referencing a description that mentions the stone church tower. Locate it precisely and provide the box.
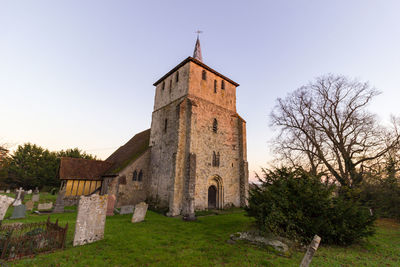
[58,38,248,216]
[149,38,248,216]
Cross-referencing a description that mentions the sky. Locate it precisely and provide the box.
[1,1,400,180]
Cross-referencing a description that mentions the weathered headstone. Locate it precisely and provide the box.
[25,200,34,211]
[73,194,107,246]
[120,205,134,215]
[32,194,40,202]
[131,202,148,223]
[53,189,65,213]
[10,204,26,219]
[27,189,32,194]
[13,188,23,206]
[300,235,321,267]
[38,202,53,211]
[0,195,15,220]
[6,190,10,194]
[106,194,116,216]
[34,187,39,194]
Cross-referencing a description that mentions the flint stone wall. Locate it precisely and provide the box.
[73,194,108,246]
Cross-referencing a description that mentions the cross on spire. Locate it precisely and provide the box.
[193,30,203,62]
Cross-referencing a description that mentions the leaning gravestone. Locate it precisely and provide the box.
[131,202,148,223]
[25,200,34,211]
[73,194,108,246]
[106,195,116,216]
[38,202,53,211]
[120,205,134,215]
[10,204,26,219]
[32,194,40,202]
[6,190,10,194]
[0,195,15,220]
[53,189,65,213]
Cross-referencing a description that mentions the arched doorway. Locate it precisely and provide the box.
[208,185,217,209]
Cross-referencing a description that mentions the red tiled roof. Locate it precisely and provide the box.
[59,157,112,180]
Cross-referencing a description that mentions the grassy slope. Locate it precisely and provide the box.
[1,194,398,266]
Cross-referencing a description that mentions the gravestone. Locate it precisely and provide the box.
[27,189,32,194]
[6,190,10,194]
[34,187,39,194]
[73,194,107,246]
[38,202,53,211]
[25,200,34,211]
[131,202,148,223]
[53,189,65,213]
[120,205,134,215]
[0,195,15,220]
[32,194,40,202]
[106,195,116,216]
[13,188,23,206]
[20,191,26,201]
[300,235,321,267]
[10,204,26,219]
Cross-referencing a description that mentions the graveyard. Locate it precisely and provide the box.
[0,192,397,266]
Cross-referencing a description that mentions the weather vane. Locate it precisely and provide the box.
[195,30,203,38]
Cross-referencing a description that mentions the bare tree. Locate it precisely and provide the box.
[271,74,400,187]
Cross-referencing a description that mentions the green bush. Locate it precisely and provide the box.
[245,167,376,245]
[360,176,400,220]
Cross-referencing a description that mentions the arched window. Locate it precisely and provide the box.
[221,80,225,90]
[202,70,207,80]
[214,80,217,93]
[217,152,220,167]
[164,118,168,133]
[133,170,137,181]
[176,71,179,82]
[213,118,218,133]
[162,81,165,91]
[138,170,143,181]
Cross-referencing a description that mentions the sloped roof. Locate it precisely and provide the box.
[59,157,112,180]
[105,129,151,174]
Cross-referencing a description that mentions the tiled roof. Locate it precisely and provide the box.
[59,157,112,180]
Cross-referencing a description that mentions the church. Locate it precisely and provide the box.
[59,38,249,216]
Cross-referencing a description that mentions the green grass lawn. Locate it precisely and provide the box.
[1,195,399,266]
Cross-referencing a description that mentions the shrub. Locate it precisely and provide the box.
[360,176,400,220]
[245,167,376,245]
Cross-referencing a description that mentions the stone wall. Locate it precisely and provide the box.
[115,149,151,207]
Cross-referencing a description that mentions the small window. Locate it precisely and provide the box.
[162,81,165,91]
[176,71,179,82]
[213,118,218,133]
[221,80,225,90]
[133,170,137,181]
[217,152,220,167]
[138,170,143,181]
[202,70,207,80]
[214,80,217,93]
[212,151,217,167]
[164,118,168,133]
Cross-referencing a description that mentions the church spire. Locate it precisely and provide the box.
[193,32,203,62]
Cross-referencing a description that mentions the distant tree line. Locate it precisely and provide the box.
[0,143,96,190]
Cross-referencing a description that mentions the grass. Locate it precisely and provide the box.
[0,194,399,266]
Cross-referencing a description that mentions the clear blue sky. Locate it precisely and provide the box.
[1,1,400,179]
